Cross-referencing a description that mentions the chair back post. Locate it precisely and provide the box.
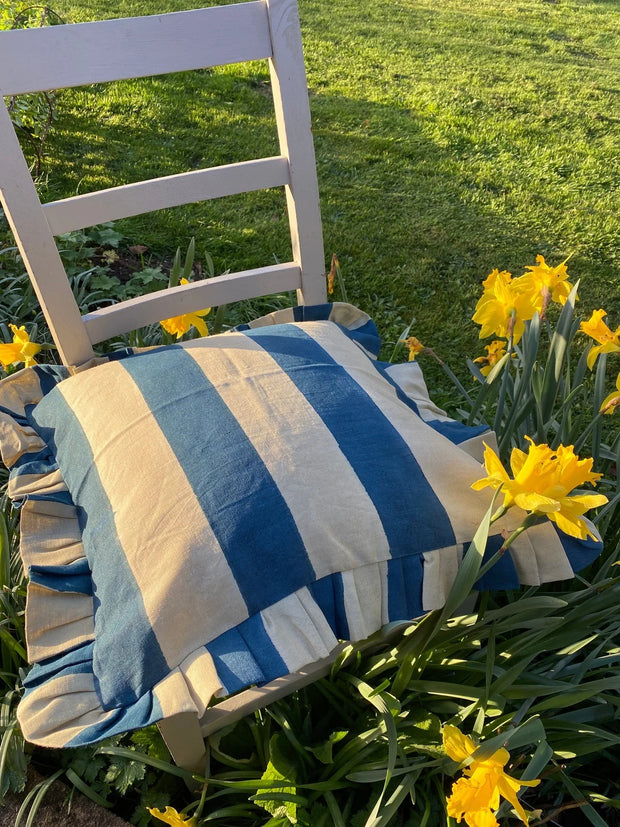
[0,102,96,365]
[267,0,326,306]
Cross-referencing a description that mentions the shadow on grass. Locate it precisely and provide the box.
[36,51,620,381]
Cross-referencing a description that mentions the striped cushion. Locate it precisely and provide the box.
[0,303,601,747]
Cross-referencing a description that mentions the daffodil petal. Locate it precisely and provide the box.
[513,492,560,514]
[465,810,499,827]
[443,724,476,763]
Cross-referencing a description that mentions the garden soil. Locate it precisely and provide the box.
[0,768,131,826]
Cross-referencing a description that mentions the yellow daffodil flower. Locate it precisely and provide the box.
[443,725,540,827]
[403,335,424,361]
[0,324,41,369]
[147,805,198,826]
[472,270,535,344]
[601,372,620,415]
[160,279,211,339]
[473,340,508,377]
[517,254,574,317]
[481,269,511,291]
[472,438,607,541]
[580,309,620,370]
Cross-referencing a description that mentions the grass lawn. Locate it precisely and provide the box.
[18,0,620,382]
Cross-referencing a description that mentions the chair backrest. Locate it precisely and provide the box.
[0,0,326,366]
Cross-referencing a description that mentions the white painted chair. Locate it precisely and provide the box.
[0,0,325,367]
[0,0,331,773]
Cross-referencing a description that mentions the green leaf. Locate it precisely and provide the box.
[103,754,147,795]
[255,734,299,824]
[307,731,349,765]
[540,281,579,423]
[65,767,113,808]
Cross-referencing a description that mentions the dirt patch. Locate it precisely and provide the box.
[0,768,130,827]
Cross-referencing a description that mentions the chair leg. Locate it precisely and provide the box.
[157,711,207,785]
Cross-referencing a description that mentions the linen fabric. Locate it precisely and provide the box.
[0,303,601,747]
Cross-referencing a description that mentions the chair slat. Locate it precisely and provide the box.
[0,2,271,95]
[82,263,301,345]
[43,157,291,235]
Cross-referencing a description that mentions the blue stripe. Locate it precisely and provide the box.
[334,319,382,357]
[24,641,95,690]
[554,525,601,573]
[295,303,331,322]
[0,404,30,427]
[32,364,68,395]
[309,573,349,640]
[424,419,490,446]
[387,556,424,620]
[64,692,163,747]
[24,491,74,506]
[29,559,92,595]
[244,326,456,556]
[474,535,520,591]
[375,361,422,417]
[30,391,169,708]
[120,346,315,615]
[10,457,57,478]
[206,628,266,694]
[236,613,289,683]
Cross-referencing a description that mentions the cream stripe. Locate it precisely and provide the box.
[0,368,48,466]
[9,469,67,499]
[18,673,115,747]
[20,500,83,569]
[153,649,223,720]
[422,546,462,611]
[341,565,384,639]
[26,584,94,662]
[304,322,505,545]
[182,333,390,578]
[511,521,573,584]
[57,360,248,669]
[384,362,452,422]
[260,589,338,671]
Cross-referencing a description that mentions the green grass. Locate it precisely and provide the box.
[16,0,620,375]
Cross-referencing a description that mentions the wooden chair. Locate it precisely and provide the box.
[0,0,332,774]
[0,0,325,368]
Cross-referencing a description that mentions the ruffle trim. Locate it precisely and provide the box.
[18,518,601,748]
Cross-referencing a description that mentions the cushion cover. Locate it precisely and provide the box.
[0,303,601,746]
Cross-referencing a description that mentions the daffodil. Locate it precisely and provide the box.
[580,309,620,370]
[472,439,607,541]
[147,805,198,826]
[403,335,424,361]
[601,372,620,415]
[0,324,41,369]
[473,340,508,377]
[160,279,210,339]
[472,270,535,344]
[517,254,574,317]
[443,725,540,827]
